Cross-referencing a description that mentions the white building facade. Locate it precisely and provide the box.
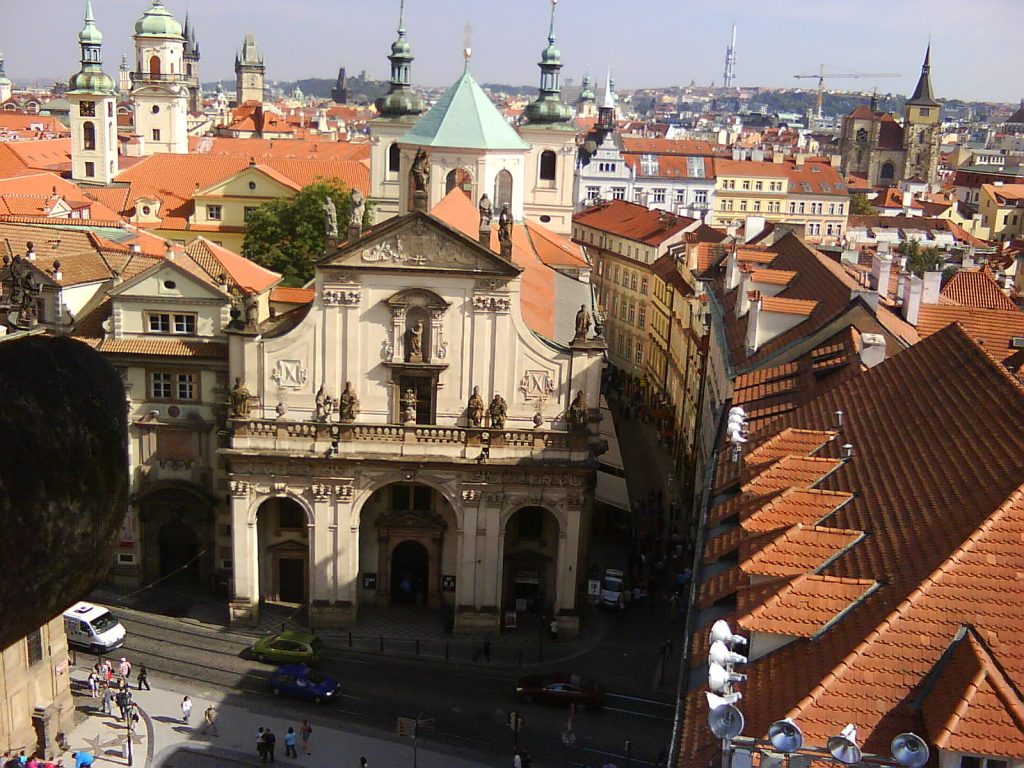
[129,0,189,155]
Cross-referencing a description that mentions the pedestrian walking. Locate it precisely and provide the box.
[115,689,131,722]
[513,751,523,768]
[101,687,113,716]
[359,758,367,768]
[263,728,277,763]
[86,672,99,698]
[257,728,267,763]
[180,696,192,725]
[200,706,218,737]
[117,658,131,679]
[137,664,150,691]
[300,721,313,756]
[284,728,297,759]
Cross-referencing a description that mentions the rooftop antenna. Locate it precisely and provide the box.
[723,23,737,89]
[398,0,405,32]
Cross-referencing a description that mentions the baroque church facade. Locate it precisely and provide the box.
[838,46,942,187]
[225,2,604,635]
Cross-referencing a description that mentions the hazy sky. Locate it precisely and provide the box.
[4,0,1022,102]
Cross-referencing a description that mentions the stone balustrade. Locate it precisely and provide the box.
[228,418,587,461]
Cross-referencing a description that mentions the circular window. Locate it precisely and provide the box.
[540,215,552,223]
[167,405,181,417]
[248,181,257,191]
[151,105,160,114]
[141,206,151,215]
[163,280,176,290]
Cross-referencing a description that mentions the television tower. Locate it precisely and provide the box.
[723,24,737,88]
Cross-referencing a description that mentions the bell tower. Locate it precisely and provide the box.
[519,0,577,235]
[183,13,201,112]
[903,43,941,185]
[369,0,426,224]
[129,0,189,154]
[235,32,265,105]
[68,2,118,184]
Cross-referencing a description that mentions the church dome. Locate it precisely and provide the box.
[68,69,116,96]
[134,0,184,38]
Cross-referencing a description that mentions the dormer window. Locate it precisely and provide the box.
[960,757,1007,768]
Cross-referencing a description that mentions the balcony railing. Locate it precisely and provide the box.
[129,72,188,84]
[228,419,589,461]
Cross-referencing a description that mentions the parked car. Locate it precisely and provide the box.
[249,631,325,665]
[515,673,604,709]
[269,664,339,704]
[600,569,625,609]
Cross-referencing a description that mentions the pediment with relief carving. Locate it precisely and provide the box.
[320,211,521,277]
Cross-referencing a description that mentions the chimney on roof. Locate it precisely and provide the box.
[164,241,175,261]
[902,273,924,324]
[25,242,35,261]
[744,216,766,244]
[772,152,784,164]
[794,153,806,167]
[724,247,741,291]
[860,332,886,369]
[922,270,942,304]
[744,292,762,353]
[870,253,892,295]
[735,273,753,318]
[130,243,142,254]
[851,287,880,311]
[962,252,975,270]
[842,442,854,459]
[52,260,62,281]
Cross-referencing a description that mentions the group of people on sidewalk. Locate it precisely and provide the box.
[254,722,314,762]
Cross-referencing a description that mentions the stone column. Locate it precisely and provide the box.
[229,483,258,626]
[456,491,478,610]
[334,482,358,622]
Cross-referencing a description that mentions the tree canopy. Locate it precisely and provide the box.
[243,179,371,287]
[849,194,875,216]
[897,239,947,278]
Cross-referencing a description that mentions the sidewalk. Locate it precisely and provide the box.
[66,671,489,768]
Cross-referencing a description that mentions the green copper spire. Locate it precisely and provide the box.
[578,71,595,104]
[523,0,573,125]
[376,0,425,117]
[69,1,115,95]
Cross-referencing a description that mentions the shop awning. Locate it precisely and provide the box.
[596,470,631,511]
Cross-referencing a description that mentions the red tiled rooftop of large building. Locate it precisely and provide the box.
[917,305,1024,361]
[573,199,695,245]
[737,573,877,638]
[748,268,796,286]
[760,296,818,316]
[620,137,716,156]
[741,455,843,494]
[740,524,863,577]
[741,488,855,533]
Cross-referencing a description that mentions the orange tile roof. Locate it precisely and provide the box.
[982,182,1024,205]
[715,159,848,196]
[0,138,72,178]
[0,221,118,286]
[740,524,863,577]
[741,488,855,533]
[85,337,229,358]
[270,286,315,304]
[0,172,124,221]
[741,455,842,494]
[188,136,371,163]
[0,113,67,134]
[941,268,1019,311]
[917,306,1024,361]
[622,153,715,180]
[680,324,1024,761]
[734,246,777,265]
[760,296,818,316]
[745,428,837,468]
[184,237,279,293]
[620,137,716,156]
[573,199,695,245]
[523,219,588,269]
[749,268,796,286]
[738,573,877,638]
[112,153,370,229]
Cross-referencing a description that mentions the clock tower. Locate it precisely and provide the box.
[68,2,118,184]
[235,33,265,105]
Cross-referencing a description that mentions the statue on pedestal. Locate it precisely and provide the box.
[489,394,508,429]
[339,381,360,422]
[406,321,424,362]
[497,205,512,246]
[314,385,336,422]
[322,196,338,238]
[411,149,430,192]
[467,386,485,427]
[573,304,592,341]
[401,388,418,424]
[478,194,493,227]
[566,390,588,431]
[229,378,252,418]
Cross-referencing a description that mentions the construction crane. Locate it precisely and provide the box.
[794,65,900,120]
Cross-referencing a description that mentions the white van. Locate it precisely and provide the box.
[63,602,126,653]
[600,569,625,609]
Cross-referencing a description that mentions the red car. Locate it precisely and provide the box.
[515,673,604,710]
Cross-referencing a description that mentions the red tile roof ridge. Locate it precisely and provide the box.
[786,480,1024,731]
[737,572,878,637]
[760,296,819,316]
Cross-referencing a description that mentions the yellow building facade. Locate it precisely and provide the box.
[978,183,1024,242]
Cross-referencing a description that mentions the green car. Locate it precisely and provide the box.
[250,631,326,665]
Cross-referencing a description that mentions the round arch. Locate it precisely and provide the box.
[501,504,563,616]
[880,161,895,181]
[348,473,460,530]
[445,167,474,198]
[247,491,315,527]
[136,482,216,590]
[252,494,313,606]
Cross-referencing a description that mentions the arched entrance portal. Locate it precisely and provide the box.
[358,482,457,609]
[255,497,310,606]
[391,540,429,605]
[137,484,214,591]
[503,506,560,616]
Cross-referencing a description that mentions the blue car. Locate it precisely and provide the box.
[269,664,339,704]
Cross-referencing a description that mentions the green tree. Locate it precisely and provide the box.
[243,178,372,286]
[897,239,946,278]
[848,194,875,216]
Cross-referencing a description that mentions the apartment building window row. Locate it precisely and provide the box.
[150,371,198,401]
[612,187,626,201]
[147,312,197,335]
[638,305,646,329]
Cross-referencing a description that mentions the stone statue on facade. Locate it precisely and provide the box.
[322,196,338,238]
[497,205,512,246]
[401,387,417,424]
[573,304,592,341]
[229,378,252,418]
[489,393,508,429]
[314,384,337,422]
[349,189,365,229]
[406,321,424,362]
[411,149,430,192]
[478,194,493,227]
[467,386,485,427]
[340,381,360,422]
[566,390,588,431]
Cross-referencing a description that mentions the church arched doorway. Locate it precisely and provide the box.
[391,540,429,605]
[880,161,895,181]
[358,482,456,609]
[503,506,560,616]
[255,497,310,606]
[159,519,199,584]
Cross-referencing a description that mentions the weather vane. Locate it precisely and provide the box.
[463,22,473,66]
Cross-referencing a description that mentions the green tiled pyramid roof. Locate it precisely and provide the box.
[400,70,529,151]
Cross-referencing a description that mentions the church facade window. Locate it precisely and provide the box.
[388,143,401,174]
[83,121,96,151]
[539,150,557,181]
[494,170,513,212]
